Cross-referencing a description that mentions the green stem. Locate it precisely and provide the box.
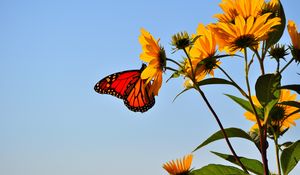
[244,48,269,175]
[274,135,282,175]
[254,50,265,75]
[276,60,280,73]
[183,48,248,173]
[165,66,178,72]
[166,58,183,69]
[279,58,295,74]
[194,85,249,174]
[183,48,195,81]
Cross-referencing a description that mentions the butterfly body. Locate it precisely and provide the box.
[94,64,155,113]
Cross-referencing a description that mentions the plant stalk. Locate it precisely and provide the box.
[244,48,269,175]
[182,48,249,174]
[274,135,282,175]
[194,85,249,174]
[279,58,295,74]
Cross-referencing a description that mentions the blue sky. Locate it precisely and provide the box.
[1,0,300,174]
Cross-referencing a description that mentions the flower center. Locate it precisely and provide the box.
[203,58,218,74]
[270,105,285,121]
[158,47,167,70]
[232,34,257,50]
[291,47,300,62]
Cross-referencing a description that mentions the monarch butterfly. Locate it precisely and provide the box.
[94,64,155,112]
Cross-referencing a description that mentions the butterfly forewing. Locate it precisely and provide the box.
[94,70,140,99]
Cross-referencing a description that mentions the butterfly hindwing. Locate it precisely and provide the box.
[124,78,155,113]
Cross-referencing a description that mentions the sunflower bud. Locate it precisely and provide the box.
[171,31,192,51]
[289,45,300,63]
[269,44,288,61]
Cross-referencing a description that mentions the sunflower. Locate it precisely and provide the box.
[139,28,166,96]
[183,24,219,85]
[287,20,300,61]
[182,57,206,86]
[245,90,300,134]
[214,0,238,23]
[214,0,265,23]
[235,0,264,19]
[211,13,281,53]
[163,154,193,175]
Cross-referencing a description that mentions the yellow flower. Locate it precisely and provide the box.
[163,154,193,175]
[211,13,281,53]
[288,20,300,50]
[183,24,219,86]
[268,0,280,8]
[214,0,238,23]
[139,28,166,96]
[262,0,280,15]
[214,0,265,23]
[235,0,264,19]
[183,57,205,84]
[191,24,217,59]
[287,20,300,62]
[245,90,300,133]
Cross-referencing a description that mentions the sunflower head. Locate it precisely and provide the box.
[163,154,193,175]
[187,23,219,79]
[262,0,280,18]
[182,57,205,83]
[171,31,192,51]
[214,0,238,23]
[211,14,281,54]
[268,104,291,137]
[244,90,300,137]
[269,44,288,61]
[290,45,300,63]
[197,57,220,76]
[287,20,300,62]
[139,28,166,96]
[214,0,265,23]
[233,33,258,51]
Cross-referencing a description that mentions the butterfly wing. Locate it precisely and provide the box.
[94,70,140,99]
[124,78,155,113]
[94,64,155,112]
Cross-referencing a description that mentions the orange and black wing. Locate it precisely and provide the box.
[124,78,155,113]
[94,70,141,99]
[94,64,155,112]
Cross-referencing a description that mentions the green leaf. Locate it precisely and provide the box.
[279,85,300,94]
[280,141,294,149]
[166,71,180,83]
[279,101,300,108]
[255,73,281,107]
[197,78,235,87]
[225,94,263,119]
[281,140,300,175]
[190,164,248,175]
[265,1,286,49]
[255,74,281,123]
[172,88,191,102]
[193,127,255,152]
[211,151,264,175]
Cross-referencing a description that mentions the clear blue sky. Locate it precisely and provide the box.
[1,0,300,174]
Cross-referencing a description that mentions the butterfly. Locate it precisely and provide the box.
[94,64,155,113]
